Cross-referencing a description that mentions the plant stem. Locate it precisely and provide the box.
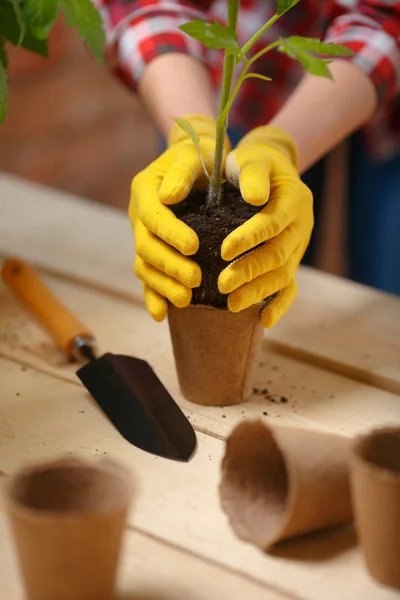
[218,61,248,125]
[248,40,280,67]
[208,0,239,205]
[241,12,280,56]
[218,41,279,125]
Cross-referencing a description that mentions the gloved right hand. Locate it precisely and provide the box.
[129,115,230,322]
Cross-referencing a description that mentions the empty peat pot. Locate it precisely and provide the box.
[4,456,134,600]
[350,426,400,589]
[219,420,352,549]
[167,303,264,406]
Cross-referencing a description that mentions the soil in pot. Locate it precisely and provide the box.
[171,183,266,308]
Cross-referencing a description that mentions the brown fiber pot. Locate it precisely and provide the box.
[219,420,352,549]
[350,426,400,589]
[4,456,134,600]
[167,303,263,406]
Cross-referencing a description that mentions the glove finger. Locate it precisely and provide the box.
[159,144,213,205]
[134,257,192,308]
[135,221,201,288]
[132,178,199,257]
[142,283,168,323]
[261,279,298,328]
[225,147,271,207]
[221,179,307,262]
[227,244,302,313]
[218,220,300,294]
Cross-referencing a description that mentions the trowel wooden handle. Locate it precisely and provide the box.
[1,258,94,357]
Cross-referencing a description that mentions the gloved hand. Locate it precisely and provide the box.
[129,114,230,322]
[218,126,314,328]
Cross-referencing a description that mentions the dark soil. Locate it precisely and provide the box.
[172,183,264,308]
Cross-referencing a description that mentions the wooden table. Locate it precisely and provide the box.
[0,172,399,600]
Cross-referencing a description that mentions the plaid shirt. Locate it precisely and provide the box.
[93,0,400,160]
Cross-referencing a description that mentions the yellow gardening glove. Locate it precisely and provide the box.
[129,114,230,322]
[218,126,314,328]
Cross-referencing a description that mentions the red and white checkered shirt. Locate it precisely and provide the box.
[93,0,400,160]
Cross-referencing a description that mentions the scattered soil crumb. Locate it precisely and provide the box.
[330,395,335,399]
[272,366,278,371]
[16,393,20,396]
[263,411,268,416]
[280,397,288,403]
[222,415,226,418]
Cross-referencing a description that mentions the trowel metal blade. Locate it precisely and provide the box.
[76,353,197,462]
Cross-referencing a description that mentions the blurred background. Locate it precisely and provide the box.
[0,18,158,211]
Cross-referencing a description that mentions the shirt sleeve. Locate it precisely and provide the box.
[91,0,212,90]
[325,1,400,105]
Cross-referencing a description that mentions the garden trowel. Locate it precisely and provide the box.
[1,258,197,462]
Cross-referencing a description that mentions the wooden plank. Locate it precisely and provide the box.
[0,273,399,442]
[270,267,400,395]
[1,173,400,395]
[1,356,399,600]
[0,172,141,299]
[0,514,285,600]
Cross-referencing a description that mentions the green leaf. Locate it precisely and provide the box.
[0,4,43,54]
[0,38,8,67]
[172,117,210,180]
[25,0,59,40]
[172,116,200,147]
[244,73,272,82]
[0,58,8,124]
[179,19,240,54]
[276,0,300,16]
[287,36,354,57]
[21,31,48,55]
[278,36,354,79]
[59,0,105,63]
[8,0,26,44]
[278,37,332,79]
[0,4,49,55]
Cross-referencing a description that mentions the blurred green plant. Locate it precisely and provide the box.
[0,0,106,124]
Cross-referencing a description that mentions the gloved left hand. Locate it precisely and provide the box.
[218,126,314,328]
[129,114,230,322]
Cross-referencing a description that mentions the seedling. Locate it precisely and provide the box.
[175,0,354,205]
[0,0,106,124]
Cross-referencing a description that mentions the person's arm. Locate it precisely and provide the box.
[269,60,377,173]
[138,54,216,137]
[271,0,400,173]
[91,0,216,137]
